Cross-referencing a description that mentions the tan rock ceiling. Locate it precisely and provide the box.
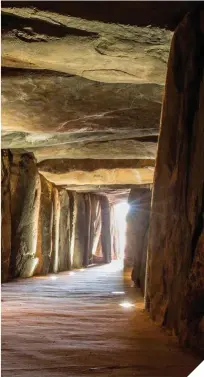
[1,3,182,190]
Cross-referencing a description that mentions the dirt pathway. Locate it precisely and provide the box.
[1,262,201,377]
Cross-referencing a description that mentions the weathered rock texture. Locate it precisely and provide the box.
[82,194,91,267]
[1,150,111,279]
[146,10,204,353]
[70,193,87,269]
[35,175,53,275]
[90,195,102,258]
[110,206,120,261]
[1,4,166,182]
[180,228,204,352]
[101,197,112,264]
[1,7,171,83]
[125,189,151,295]
[2,2,197,32]
[9,153,41,278]
[1,150,11,282]
[36,181,73,275]
[37,159,154,187]
[49,187,60,273]
[0,3,199,189]
[69,192,108,268]
[58,190,71,272]
[1,72,162,137]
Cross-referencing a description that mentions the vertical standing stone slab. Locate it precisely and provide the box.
[101,196,111,264]
[91,195,102,260]
[147,9,204,351]
[83,194,92,267]
[110,206,116,260]
[180,228,204,351]
[10,153,41,278]
[50,187,60,273]
[1,150,11,282]
[36,175,53,275]
[125,188,151,295]
[58,189,71,272]
[71,192,86,268]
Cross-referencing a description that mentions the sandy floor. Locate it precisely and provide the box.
[1,262,201,377]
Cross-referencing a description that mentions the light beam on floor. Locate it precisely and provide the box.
[119,301,135,309]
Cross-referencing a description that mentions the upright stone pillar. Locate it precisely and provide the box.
[58,189,71,272]
[36,175,53,275]
[147,9,204,352]
[50,187,60,273]
[101,196,111,263]
[71,192,86,268]
[125,188,151,295]
[83,194,92,267]
[10,153,41,278]
[90,195,102,260]
[1,150,11,282]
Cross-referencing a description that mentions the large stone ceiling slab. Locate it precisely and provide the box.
[2,72,162,135]
[26,139,157,161]
[1,5,169,173]
[38,158,154,187]
[1,71,160,160]
[2,7,172,84]
[39,168,154,186]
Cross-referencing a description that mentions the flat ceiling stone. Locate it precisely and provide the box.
[2,7,172,84]
[1,71,162,135]
[39,167,154,187]
[38,158,154,188]
[25,139,157,161]
[37,159,155,173]
[1,3,179,194]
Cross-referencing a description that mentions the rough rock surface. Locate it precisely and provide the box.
[1,3,200,186]
[146,9,204,352]
[58,190,71,272]
[35,175,53,275]
[2,1,198,29]
[180,228,204,352]
[1,5,165,181]
[125,189,151,295]
[9,153,41,278]
[1,150,11,282]
[1,2,203,357]
[2,8,171,83]
[49,187,60,273]
[31,140,157,162]
[101,196,112,264]
[1,148,111,278]
[2,72,162,136]
[38,159,155,173]
[90,195,102,259]
[71,193,87,269]
[39,167,154,186]
[38,159,154,186]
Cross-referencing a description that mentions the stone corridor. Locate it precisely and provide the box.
[1,262,201,377]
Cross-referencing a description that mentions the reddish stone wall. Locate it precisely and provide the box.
[1,151,106,280]
[147,10,204,352]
